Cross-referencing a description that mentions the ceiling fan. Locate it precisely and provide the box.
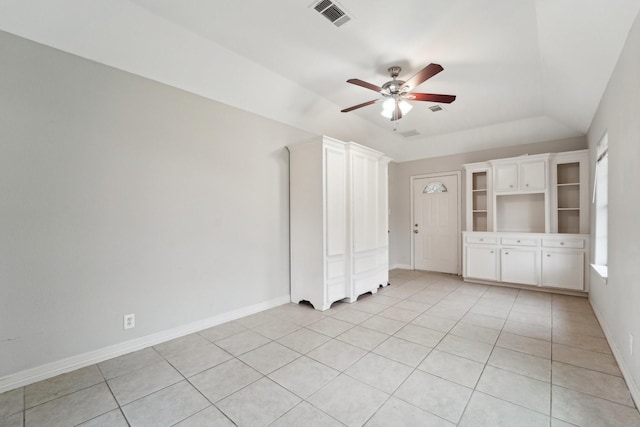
[341,63,456,121]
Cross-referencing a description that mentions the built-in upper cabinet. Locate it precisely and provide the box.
[492,157,548,193]
[520,160,547,191]
[466,151,588,235]
[494,164,518,192]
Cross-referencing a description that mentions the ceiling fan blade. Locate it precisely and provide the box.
[408,93,457,103]
[347,78,383,93]
[403,63,444,91]
[341,99,379,113]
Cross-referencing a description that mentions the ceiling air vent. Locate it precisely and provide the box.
[429,105,444,112]
[399,129,421,138]
[312,0,352,27]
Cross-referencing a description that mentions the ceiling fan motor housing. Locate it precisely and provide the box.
[382,66,410,96]
[387,66,402,78]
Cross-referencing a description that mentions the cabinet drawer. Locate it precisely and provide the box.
[466,235,497,244]
[501,237,538,247]
[542,238,585,249]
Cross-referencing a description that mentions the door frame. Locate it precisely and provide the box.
[410,171,462,274]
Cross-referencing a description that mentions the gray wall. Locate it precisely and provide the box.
[389,136,587,267]
[0,31,315,377]
[587,11,640,395]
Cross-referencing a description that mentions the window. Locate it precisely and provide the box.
[592,132,608,280]
[423,181,448,193]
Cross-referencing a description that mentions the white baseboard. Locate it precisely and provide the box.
[590,300,640,408]
[390,264,412,270]
[0,295,290,394]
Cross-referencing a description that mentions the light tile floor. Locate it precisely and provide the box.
[2,270,640,426]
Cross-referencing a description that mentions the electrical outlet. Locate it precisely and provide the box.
[630,333,634,356]
[124,313,135,330]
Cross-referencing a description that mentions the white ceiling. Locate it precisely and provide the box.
[1,0,638,160]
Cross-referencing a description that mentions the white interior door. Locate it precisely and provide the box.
[412,174,459,273]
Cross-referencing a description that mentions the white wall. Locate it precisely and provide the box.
[389,136,587,268]
[587,11,640,399]
[0,31,317,379]
[0,1,403,160]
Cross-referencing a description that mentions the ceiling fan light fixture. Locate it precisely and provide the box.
[380,98,395,117]
[399,99,413,115]
[380,97,412,119]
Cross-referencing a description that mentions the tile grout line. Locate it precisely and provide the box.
[466,288,563,420]
[361,276,490,425]
[452,283,513,424]
[359,277,462,426]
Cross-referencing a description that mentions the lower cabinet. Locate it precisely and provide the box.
[501,248,537,285]
[541,250,584,290]
[463,232,588,291]
[465,246,498,281]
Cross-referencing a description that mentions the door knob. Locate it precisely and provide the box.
[414,230,419,234]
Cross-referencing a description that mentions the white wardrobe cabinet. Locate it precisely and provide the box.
[289,136,390,311]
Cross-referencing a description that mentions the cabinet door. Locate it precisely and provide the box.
[325,146,347,257]
[541,250,584,290]
[351,151,379,253]
[501,248,537,285]
[520,161,546,191]
[466,246,497,280]
[494,164,518,192]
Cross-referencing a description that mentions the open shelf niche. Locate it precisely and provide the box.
[556,162,581,233]
[471,170,488,231]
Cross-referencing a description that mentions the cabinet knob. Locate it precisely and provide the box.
[490,251,494,254]
[517,240,521,243]
[510,185,513,188]
[505,252,509,255]
[560,242,565,245]
[525,184,529,187]
[480,238,484,241]
[414,230,419,234]
[547,254,551,257]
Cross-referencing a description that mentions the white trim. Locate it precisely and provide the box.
[389,263,412,270]
[0,295,290,393]
[590,263,608,283]
[409,171,462,274]
[591,301,640,408]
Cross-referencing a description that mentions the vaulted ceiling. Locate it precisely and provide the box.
[1,0,638,160]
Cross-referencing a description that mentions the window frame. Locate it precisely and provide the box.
[591,132,608,281]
